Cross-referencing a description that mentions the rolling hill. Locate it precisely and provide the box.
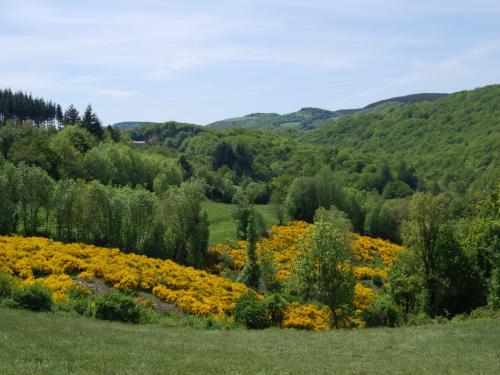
[114,93,448,132]
[301,84,500,198]
[206,93,448,131]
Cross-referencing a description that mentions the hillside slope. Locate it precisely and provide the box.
[207,93,447,131]
[302,84,500,198]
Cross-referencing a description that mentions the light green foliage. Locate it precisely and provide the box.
[231,189,251,239]
[238,209,261,289]
[162,178,209,267]
[291,207,355,327]
[15,163,53,235]
[153,163,183,196]
[232,291,269,329]
[202,201,277,246]
[303,85,500,200]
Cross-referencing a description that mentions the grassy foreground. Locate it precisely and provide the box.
[1,308,499,374]
[202,201,277,246]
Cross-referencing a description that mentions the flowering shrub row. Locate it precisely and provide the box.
[0,235,247,318]
[210,222,404,283]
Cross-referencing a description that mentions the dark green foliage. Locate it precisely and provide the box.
[81,104,103,140]
[0,88,60,125]
[396,193,488,317]
[232,291,269,329]
[362,295,402,327]
[489,257,500,309]
[94,291,141,324]
[63,104,81,126]
[264,293,288,326]
[286,176,317,222]
[213,141,235,169]
[13,283,52,311]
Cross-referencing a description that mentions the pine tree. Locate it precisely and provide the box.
[55,104,63,126]
[63,104,81,126]
[81,104,103,139]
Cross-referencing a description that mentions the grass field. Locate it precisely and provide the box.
[1,307,499,374]
[202,200,277,246]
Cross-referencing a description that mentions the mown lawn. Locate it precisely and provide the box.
[1,307,499,374]
[202,201,277,246]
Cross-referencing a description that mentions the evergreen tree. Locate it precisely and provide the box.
[81,104,103,139]
[55,104,63,126]
[63,105,81,126]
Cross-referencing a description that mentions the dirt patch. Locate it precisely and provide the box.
[72,276,181,316]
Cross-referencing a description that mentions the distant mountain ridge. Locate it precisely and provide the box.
[114,121,161,129]
[206,92,448,131]
[113,92,449,131]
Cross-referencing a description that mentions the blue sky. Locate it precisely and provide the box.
[1,0,499,125]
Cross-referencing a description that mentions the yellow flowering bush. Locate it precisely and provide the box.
[351,234,405,267]
[209,221,311,277]
[282,302,331,331]
[22,274,77,302]
[353,266,388,280]
[0,235,247,317]
[354,283,377,312]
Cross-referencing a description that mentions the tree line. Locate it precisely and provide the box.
[0,161,209,268]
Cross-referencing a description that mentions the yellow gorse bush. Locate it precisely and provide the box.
[282,302,332,331]
[210,222,404,282]
[209,221,406,325]
[0,235,247,318]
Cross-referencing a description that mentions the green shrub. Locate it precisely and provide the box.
[372,274,384,288]
[94,291,141,323]
[232,291,269,329]
[53,287,94,316]
[13,283,52,311]
[264,293,288,326]
[0,272,18,298]
[406,312,434,326]
[362,295,402,327]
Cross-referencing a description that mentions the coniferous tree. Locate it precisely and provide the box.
[63,105,81,126]
[55,104,63,126]
[81,104,103,139]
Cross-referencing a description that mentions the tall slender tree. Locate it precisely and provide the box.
[81,104,103,139]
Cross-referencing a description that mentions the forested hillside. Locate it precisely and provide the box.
[206,92,448,131]
[302,85,500,200]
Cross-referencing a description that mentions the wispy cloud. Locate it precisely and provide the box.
[0,0,498,123]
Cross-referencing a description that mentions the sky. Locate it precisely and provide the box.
[1,0,499,125]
